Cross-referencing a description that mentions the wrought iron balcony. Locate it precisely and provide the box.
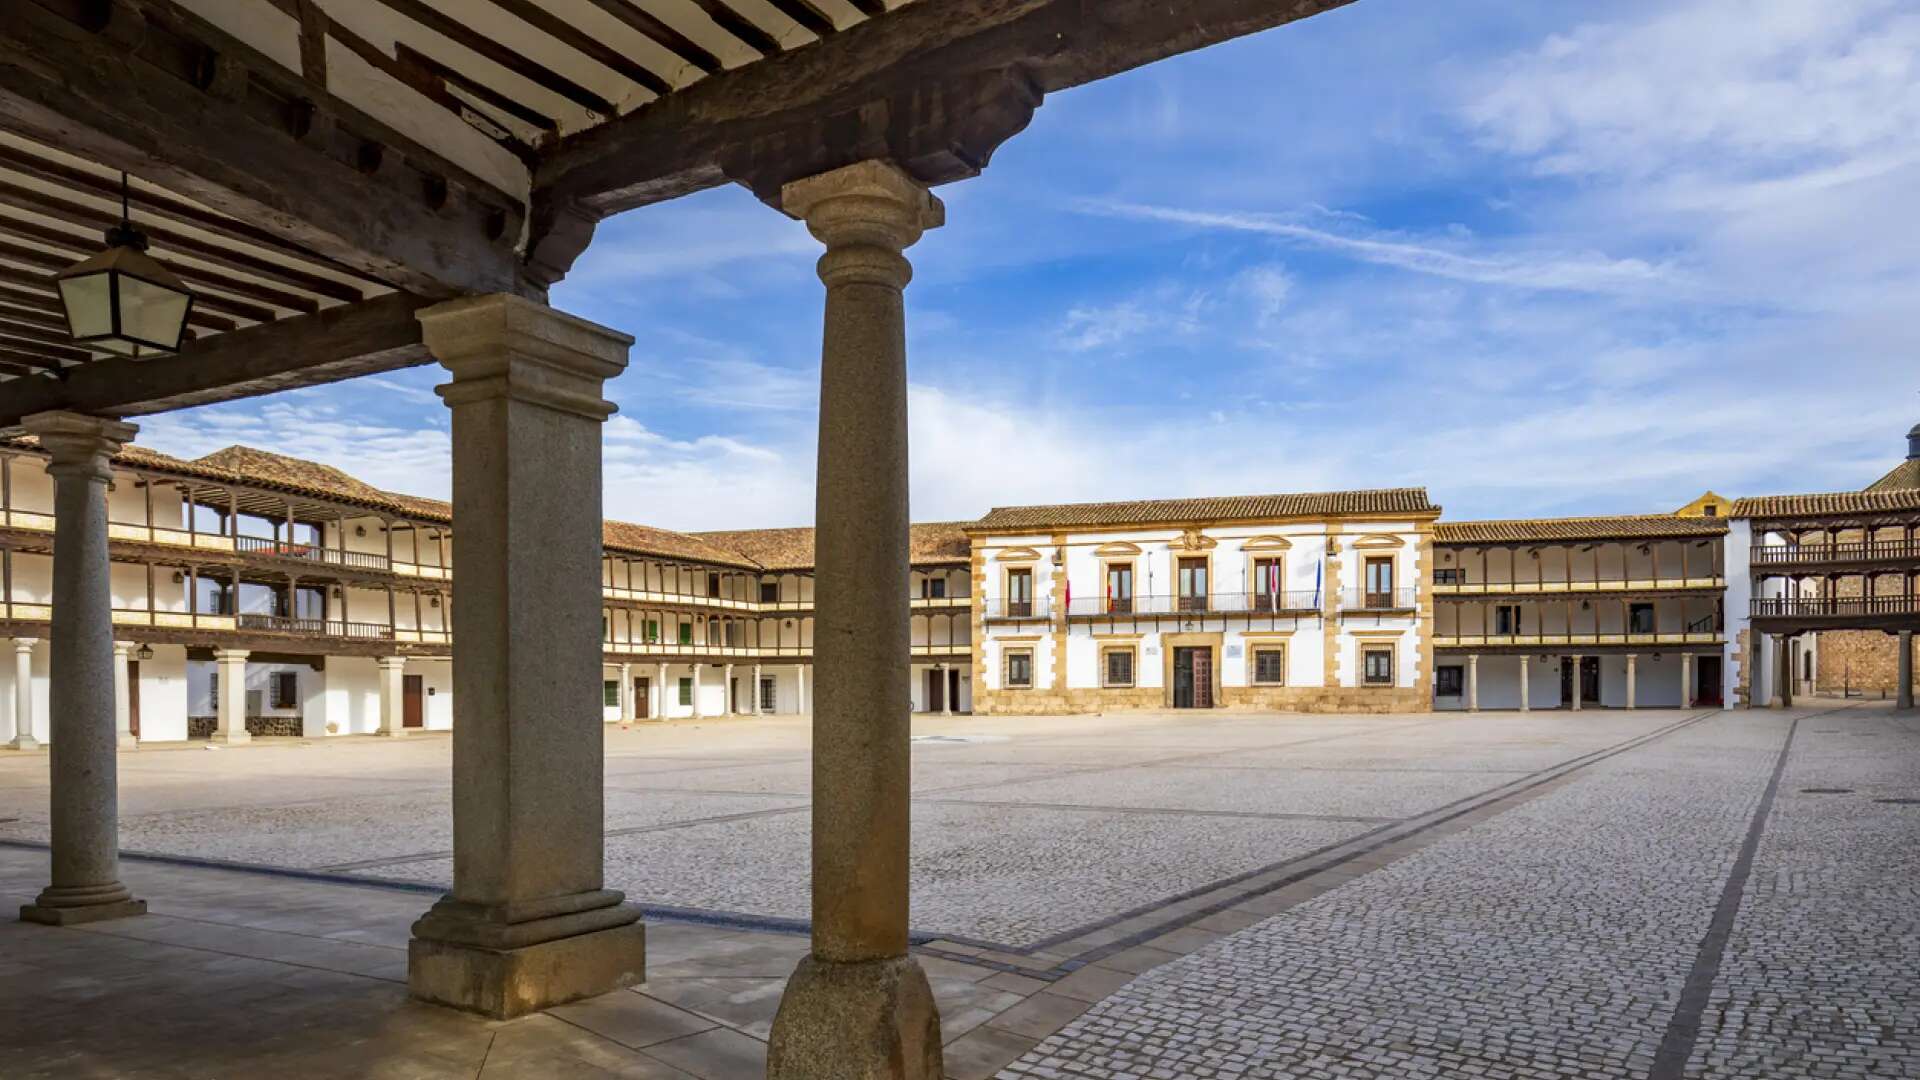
[1339,587,1419,612]
[981,596,1049,621]
[1066,592,1322,618]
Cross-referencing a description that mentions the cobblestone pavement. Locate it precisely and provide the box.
[1005,705,1920,1080]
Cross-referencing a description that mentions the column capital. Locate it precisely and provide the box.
[378,656,408,671]
[212,649,250,662]
[21,411,137,481]
[112,641,134,658]
[13,637,37,652]
[781,161,945,288]
[422,294,631,421]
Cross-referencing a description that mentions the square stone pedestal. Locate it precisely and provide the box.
[409,922,646,1019]
[21,897,147,926]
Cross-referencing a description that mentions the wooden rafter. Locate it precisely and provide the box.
[0,217,319,314]
[577,0,721,75]
[365,0,617,115]
[683,0,780,57]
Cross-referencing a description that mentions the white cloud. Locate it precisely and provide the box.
[1057,283,1212,352]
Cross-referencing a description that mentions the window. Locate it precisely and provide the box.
[760,678,777,712]
[678,678,693,706]
[1364,557,1396,608]
[1434,567,1465,585]
[1802,649,1813,680]
[678,622,693,645]
[1702,505,1717,517]
[1178,558,1208,611]
[1436,665,1463,697]
[645,620,660,643]
[1103,648,1134,687]
[1106,563,1134,614]
[1253,646,1287,685]
[1363,647,1395,686]
[270,671,298,709]
[603,680,620,708]
[1629,602,1655,634]
[602,616,609,642]
[1006,569,1034,617]
[925,577,947,599]
[1252,558,1283,611]
[1004,649,1034,688]
[760,581,779,603]
[1494,604,1519,635]
[707,573,721,598]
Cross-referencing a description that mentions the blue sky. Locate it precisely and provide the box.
[141,0,1920,530]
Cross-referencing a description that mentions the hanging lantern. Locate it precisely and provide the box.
[55,174,194,359]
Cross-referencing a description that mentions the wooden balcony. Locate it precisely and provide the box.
[1433,575,1723,596]
[1434,631,1724,650]
[1750,539,1920,572]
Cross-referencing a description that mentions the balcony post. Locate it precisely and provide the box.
[1466,654,1478,713]
[9,638,38,749]
[1898,630,1913,710]
[751,663,763,716]
[1570,655,1583,711]
[769,160,945,1080]
[1518,655,1530,713]
[407,294,642,1019]
[1773,636,1790,708]
[377,656,407,736]
[113,641,136,749]
[18,411,144,926]
[212,649,251,744]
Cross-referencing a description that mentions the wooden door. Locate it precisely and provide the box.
[1696,656,1723,707]
[1253,557,1283,611]
[1559,658,1575,706]
[1007,568,1033,617]
[1365,557,1395,609]
[1173,648,1195,708]
[402,675,424,728]
[635,676,650,718]
[925,669,944,713]
[128,660,141,737]
[947,668,962,713]
[1191,648,1214,708]
[1581,656,1600,704]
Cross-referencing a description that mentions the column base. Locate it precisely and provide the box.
[769,955,943,1080]
[409,894,645,1019]
[117,734,139,750]
[210,730,251,745]
[22,882,146,926]
[6,736,41,751]
[374,728,408,738]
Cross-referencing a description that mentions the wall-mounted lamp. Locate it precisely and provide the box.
[134,643,155,662]
[429,596,441,608]
[171,570,184,584]
[355,525,367,538]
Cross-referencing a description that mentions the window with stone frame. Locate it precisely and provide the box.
[1363,646,1395,686]
[1436,665,1464,697]
[1252,646,1288,685]
[270,671,298,709]
[1004,648,1034,688]
[1103,647,1135,688]
[760,678,777,711]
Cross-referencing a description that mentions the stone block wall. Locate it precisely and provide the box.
[1816,629,1915,696]
[972,685,1427,715]
[186,715,306,738]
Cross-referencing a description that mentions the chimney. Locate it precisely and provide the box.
[1910,421,1920,461]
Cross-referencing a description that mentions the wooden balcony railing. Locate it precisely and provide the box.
[233,535,395,572]
[1432,576,1723,595]
[1751,596,1920,618]
[1750,540,1920,566]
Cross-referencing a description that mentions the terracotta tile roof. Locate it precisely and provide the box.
[1435,514,1728,545]
[969,489,1439,532]
[604,520,762,569]
[1731,488,1920,519]
[1866,459,1920,492]
[3,435,240,486]
[380,490,452,525]
[193,446,396,510]
[695,522,975,571]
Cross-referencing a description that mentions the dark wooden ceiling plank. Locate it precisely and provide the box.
[478,0,676,97]
[0,349,60,374]
[577,0,721,75]
[762,0,837,37]
[0,177,365,302]
[0,292,434,428]
[0,238,278,323]
[537,0,1355,217]
[0,324,93,362]
[683,0,781,56]
[0,1,522,298]
[0,215,321,314]
[365,0,617,115]
[0,303,66,332]
[0,143,383,287]
[845,0,887,16]
[0,266,239,332]
[395,43,558,133]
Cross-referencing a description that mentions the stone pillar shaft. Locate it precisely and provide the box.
[1681,653,1694,709]
[1466,654,1479,713]
[19,411,144,925]
[618,662,634,723]
[769,160,945,1080]
[1626,654,1637,710]
[692,663,705,718]
[10,638,37,749]
[1571,656,1583,711]
[657,662,668,719]
[376,657,407,736]
[407,294,642,1019]
[752,664,763,716]
[1518,657,1530,713]
[724,663,735,715]
[113,642,136,748]
[213,650,251,744]
[1898,630,1914,710]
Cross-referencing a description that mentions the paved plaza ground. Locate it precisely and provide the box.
[0,703,1915,1078]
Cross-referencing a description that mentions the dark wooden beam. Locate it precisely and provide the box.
[845,0,888,17]
[0,345,68,372]
[365,0,617,115]
[0,292,435,428]
[536,0,1355,216]
[479,0,676,98]
[0,0,525,298]
[576,0,721,76]
[763,0,836,38]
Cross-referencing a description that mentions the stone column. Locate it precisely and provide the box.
[797,665,808,715]
[1570,656,1583,711]
[18,411,144,925]
[1681,653,1694,709]
[1518,657,1530,713]
[376,656,407,736]
[407,294,643,1019]
[691,663,705,718]
[752,663,763,716]
[212,649,251,744]
[618,662,634,723]
[1898,630,1913,710]
[1773,636,1790,708]
[113,642,136,749]
[723,663,735,715]
[941,665,953,716]
[1746,630,1763,709]
[1466,654,1479,713]
[657,662,668,719]
[1625,654,1637,710]
[768,161,945,1079]
[9,638,38,750]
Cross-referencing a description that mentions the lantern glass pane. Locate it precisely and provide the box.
[57,273,114,338]
[117,273,191,350]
